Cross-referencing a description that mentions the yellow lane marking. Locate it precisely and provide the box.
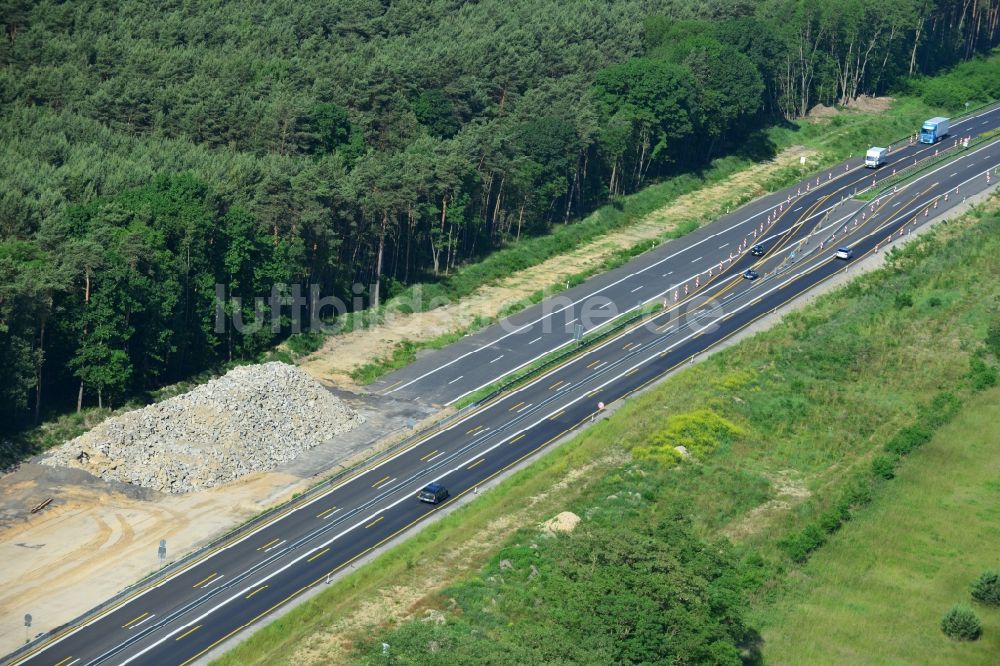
[192,572,217,588]
[316,507,336,519]
[121,612,148,629]
[53,658,74,666]
[380,380,402,393]
[586,359,600,368]
[365,516,384,529]
[467,458,485,470]
[245,586,268,600]
[508,401,525,411]
[587,389,600,397]
[549,410,565,420]
[510,434,525,444]
[622,342,633,350]
[307,548,330,563]
[419,449,439,461]
[175,625,202,641]
[257,538,279,551]
[372,476,390,488]
[625,368,638,376]
[466,425,483,435]
[549,380,564,390]
[173,167,961,666]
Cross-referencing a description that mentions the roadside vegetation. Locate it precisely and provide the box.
[213,193,1000,664]
[4,0,1000,455]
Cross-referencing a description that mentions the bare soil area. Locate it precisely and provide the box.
[299,146,818,389]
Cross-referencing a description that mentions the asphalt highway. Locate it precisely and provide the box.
[373,104,1000,406]
[7,113,1000,666]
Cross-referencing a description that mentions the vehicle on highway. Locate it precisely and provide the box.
[919,116,950,144]
[750,243,765,256]
[742,269,759,280]
[835,247,853,260]
[417,483,449,504]
[865,147,887,168]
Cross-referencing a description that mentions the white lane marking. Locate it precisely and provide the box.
[893,201,901,207]
[200,574,225,589]
[388,124,1000,399]
[516,402,533,413]
[690,256,703,263]
[597,302,611,309]
[662,271,673,276]
[424,450,444,461]
[950,172,958,177]
[131,614,155,629]
[61,147,1000,666]
[264,539,286,553]
[490,355,504,363]
[565,318,578,327]
[793,206,803,211]
[630,286,643,293]
[528,337,542,344]
[718,243,729,249]
[447,376,463,385]
[593,361,607,370]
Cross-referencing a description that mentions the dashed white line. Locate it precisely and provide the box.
[528,336,542,344]
[447,376,463,384]
[516,402,533,413]
[630,286,643,293]
[691,256,703,263]
[950,172,958,177]
[130,614,156,629]
[662,271,673,277]
[264,539,286,553]
[718,243,729,249]
[490,354,504,363]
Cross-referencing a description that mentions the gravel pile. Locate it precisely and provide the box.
[41,362,364,493]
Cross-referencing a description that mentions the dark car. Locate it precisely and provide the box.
[742,269,759,280]
[835,247,853,260]
[418,483,449,504]
[750,244,765,256]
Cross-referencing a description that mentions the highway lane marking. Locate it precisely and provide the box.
[690,256,703,263]
[175,625,201,640]
[565,318,578,327]
[372,476,390,488]
[121,612,149,629]
[625,368,638,376]
[419,449,441,460]
[951,172,958,177]
[593,361,607,370]
[528,336,542,344]
[508,401,525,411]
[467,458,485,470]
[466,425,483,435]
[656,321,674,332]
[549,410,565,420]
[631,343,642,351]
[192,573,218,588]
[549,380,564,390]
[53,658,76,666]
[718,243,729,249]
[662,271,673,276]
[510,434,525,444]
[490,354,504,363]
[516,402,532,413]
[586,359,601,368]
[161,161,1000,666]
[264,539,286,552]
[38,126,1000,666]
[587,389,600,397]
[622,342,633,350]
[597,302,611,309]
[403,134,952,405]
[447,376,463,384]
[307,548,330,563]
[130,614,155,629]
[257,538,279,551]
[365,516,384,529]
[199,575,224,590]
[316,507,337,519]
[630,285,643,292]
[793,206,803,211]
[379,380,402,393]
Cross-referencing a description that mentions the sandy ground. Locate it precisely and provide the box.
[298,145,817,388]
[0,463,308,655]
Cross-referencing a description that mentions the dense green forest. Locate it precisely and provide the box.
[2,0,999,435]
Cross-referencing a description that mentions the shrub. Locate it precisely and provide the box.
[924,391,962,428]
[967,357,998,391]
[940,604,982,641]
[986,318,1000,360]
[818,510,843,534]
[971,571,1000,607]
[780,523,826,563]
[884,424,932,457]
[894,292,913,309]
[871,455,896,480]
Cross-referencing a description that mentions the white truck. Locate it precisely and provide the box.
[865,147,888,168]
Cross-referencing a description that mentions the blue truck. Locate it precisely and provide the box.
[919,117,950,144]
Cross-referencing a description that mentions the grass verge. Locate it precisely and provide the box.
[755,385,1000,664]
[212,196,1000,664]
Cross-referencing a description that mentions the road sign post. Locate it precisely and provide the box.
[24,613,31,643]
[158,539,167,564]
